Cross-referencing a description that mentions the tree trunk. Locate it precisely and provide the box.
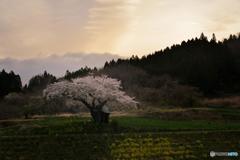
[90,108,109,123]
[78,98,109,124]
[24,113,29,119]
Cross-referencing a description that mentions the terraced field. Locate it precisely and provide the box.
[1,131,239,160]
[0,115,240,160]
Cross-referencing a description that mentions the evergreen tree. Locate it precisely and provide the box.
[0,70,22,97]
[200,32,208,41]
[27,71,56,92]
[211,33,217,43]
[64,67,92,80]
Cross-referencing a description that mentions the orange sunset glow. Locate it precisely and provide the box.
[0,0,240,59]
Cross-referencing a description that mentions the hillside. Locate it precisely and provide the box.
[103,33,240,97]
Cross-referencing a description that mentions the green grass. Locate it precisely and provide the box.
[33,116,88,126]
[113,117,240,131]
[205,106,240,120]
[1,116,240,136]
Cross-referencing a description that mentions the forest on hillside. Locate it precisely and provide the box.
[104,33,240,96]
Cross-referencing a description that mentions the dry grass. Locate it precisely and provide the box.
[204,96,240,108]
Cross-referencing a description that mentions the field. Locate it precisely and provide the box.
[1,107,240,160]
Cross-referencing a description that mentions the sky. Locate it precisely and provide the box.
[0,0,240,59]
[0,53,120,84]
[0,0,240,83]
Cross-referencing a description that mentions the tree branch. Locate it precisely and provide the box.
[92,97,96,107]
[73,97,92,110]
[96,99,107,110]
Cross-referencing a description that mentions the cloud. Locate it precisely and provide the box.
[0,0,240,59]
[83,0,140,53]
[0,0,142,58]
[0,53,120,84]
[0,0,93,58]
[204,0,240,33]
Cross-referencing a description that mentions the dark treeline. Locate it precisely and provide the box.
[0,70,56,98]
[104,33,240,96]
[0,70,22,98]
[64,66,95,80]
[25,71,57,93]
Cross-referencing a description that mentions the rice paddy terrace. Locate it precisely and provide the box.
[0,114,240,160]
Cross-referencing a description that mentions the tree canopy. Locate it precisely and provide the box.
[43,76,137,123]
[64,67,94,80]
[26,71,56,92]
[0,70,22,98]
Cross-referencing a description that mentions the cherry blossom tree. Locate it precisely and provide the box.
[43,75,137,123]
